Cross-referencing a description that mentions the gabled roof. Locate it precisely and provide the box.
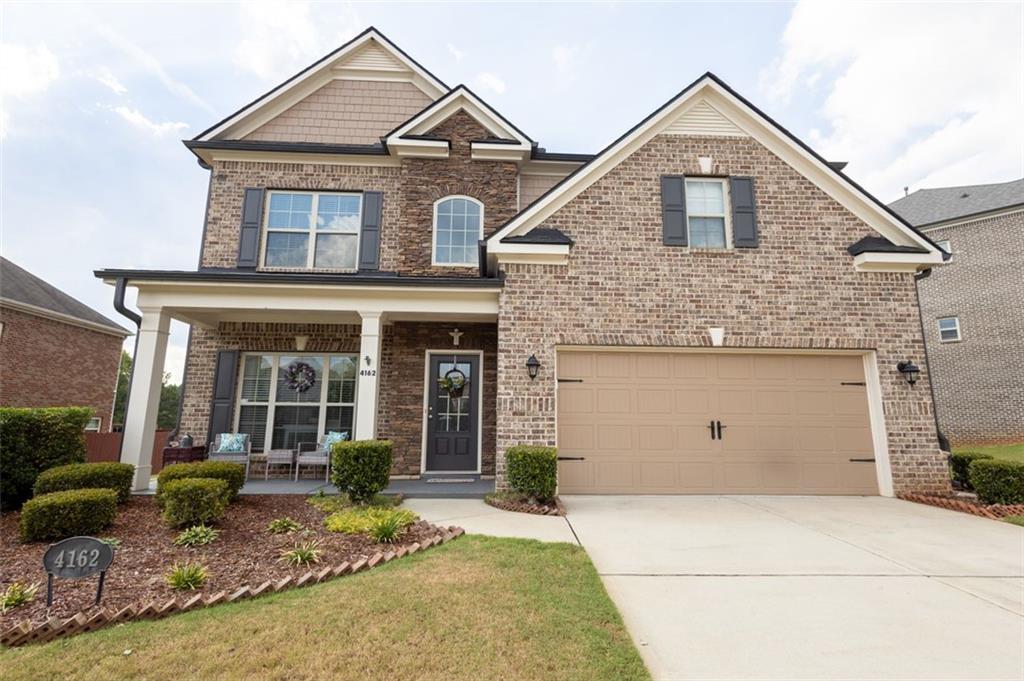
[1,257,129,335]
[194,27,449,142]
[486,72,943,269]
[889,178,1024,227]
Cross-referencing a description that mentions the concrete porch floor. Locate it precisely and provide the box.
[141,475,495,498]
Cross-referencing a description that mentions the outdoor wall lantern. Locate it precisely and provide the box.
[526,354,541,381]
[897,361,920,387]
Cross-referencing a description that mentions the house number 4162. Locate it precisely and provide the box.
[359,369,376,376]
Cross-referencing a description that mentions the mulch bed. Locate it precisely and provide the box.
[899,492,1024,520]
[0,495,445,629]
[484,493,565,516]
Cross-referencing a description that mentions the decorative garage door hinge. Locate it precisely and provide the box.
[556,378,584,383]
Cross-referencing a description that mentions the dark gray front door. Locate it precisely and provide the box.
[425,354,480,472]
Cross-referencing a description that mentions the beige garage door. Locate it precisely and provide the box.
[556,351,878,495]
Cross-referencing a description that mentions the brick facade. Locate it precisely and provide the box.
[494,134,949,494]
[0,306,122,432]
[916,210,1024,445]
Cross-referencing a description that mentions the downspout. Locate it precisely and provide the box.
[113,277,141,461]
[913,267,950,452]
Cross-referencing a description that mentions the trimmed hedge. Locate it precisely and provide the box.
[506,445,558,502]
[0,407,92,511]
[19,488,117,541]
[34,462,135,502]
[969,459,1024,505]
[949,451,994,489]
[331,440,392,505]
[156,461,246,505]
[161,478,229,528]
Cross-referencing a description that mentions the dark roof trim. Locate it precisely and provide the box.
[500,228,574,245]
[383,84,534,143]
[185,139,388,156]
[846,236,929,256]
[194,27,449,141]
[913,201,1024,230]
[827,161,848,172]
[530,149,595,163]
[487,72,942,256]
[471,138,521,145]
[94,269,504,289]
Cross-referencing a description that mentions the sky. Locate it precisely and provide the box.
[2,1,1022,384]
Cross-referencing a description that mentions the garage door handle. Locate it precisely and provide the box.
[716,420,726,440]
[557,456,585,461]
[849,458,876,463]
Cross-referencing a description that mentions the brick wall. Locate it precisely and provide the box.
[916,210,1024,445]
[495,133,949,494]
[0,306,123,432]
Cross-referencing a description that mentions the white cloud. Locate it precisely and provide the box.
[761,1,1024,201]
[112,106,189,136]
[94,67,127,95]
[0,42,60,139]
[447,43,465,62]
[474,72,506,95]
[551,44,577,74]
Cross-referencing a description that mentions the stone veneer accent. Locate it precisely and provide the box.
[915,210,1024,445]
[495,133,950,495]
[179,321,497,477]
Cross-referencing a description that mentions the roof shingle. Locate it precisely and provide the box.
[889,178,1024,227]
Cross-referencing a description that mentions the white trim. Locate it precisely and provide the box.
[197,148,403,168]
[491,252,569,266]
[486,76,942,264]
[431,195,484,267]
[0,298,129,337]
[389,138,450,158]
[260,190,363,271]
[684,177,733,249]
[420,349,484,475]
[852,250,944,272]
[85,416,102,433]
[470,142,531,162]
[862,351,894,497]
[937,316,962,343]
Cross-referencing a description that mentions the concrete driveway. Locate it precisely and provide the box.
[564,495,1024,681]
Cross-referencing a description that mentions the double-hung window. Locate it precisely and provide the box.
[264,191,362,269]
[235,353,358,452]
[685,179,730,248]
[937,317,961,342]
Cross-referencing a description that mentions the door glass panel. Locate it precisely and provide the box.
[435,360,472,433]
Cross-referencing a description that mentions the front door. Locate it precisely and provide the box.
[425,353,480,472]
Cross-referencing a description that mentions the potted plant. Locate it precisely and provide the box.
[438,369,468,399]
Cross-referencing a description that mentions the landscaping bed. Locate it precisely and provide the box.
[0,494,444,629]
[898,492,1024,522]
[485,491,565,516]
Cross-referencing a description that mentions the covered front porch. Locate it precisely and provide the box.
[102,270,500,492]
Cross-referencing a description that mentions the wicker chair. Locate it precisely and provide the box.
[208,433,252,479]
[295,439,332,482]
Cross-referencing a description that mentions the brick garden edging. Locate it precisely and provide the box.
[1,526,465,648]
[898,493,1024,520]
[484,495,565,516]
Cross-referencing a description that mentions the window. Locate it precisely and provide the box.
[433,196,483,266]
[84,417,101,432]
[685,179,730,248]
[263,191,362,269]
[938,317,961,342]
[235,353,357,452]
[936,239,951,258]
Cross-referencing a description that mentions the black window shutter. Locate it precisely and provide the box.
[730,177,759,248]
[661,175,688,246]
[207,350,239,442]
[359,191,383,271]
[237,188,264,268]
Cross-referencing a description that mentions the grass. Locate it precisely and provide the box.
[954,443,1024,464]
[0,536,649,681]
[1003,515,1024,527]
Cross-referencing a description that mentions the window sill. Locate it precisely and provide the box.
[666,247,738,255]
[258,266,360,274]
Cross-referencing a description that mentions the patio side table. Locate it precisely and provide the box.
[264,449,295,480]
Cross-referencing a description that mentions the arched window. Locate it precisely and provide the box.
[433,196,484,266]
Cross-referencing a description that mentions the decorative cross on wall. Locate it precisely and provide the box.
[449,328,464,347]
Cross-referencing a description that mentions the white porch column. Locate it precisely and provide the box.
[121,307,170,491]
[354,312,383,440]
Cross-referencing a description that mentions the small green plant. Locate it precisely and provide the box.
[19,488,118,541]
[268,517,303,534]
[949,451,994,488]
[100,537,122,548]
[156,461,246,505]
[165,562,208,590]
[279,541,322,566]
[307,492,400,514]
[324,506,417,535]
[161,478,229,528]
[969,459,1024,505]
[174,524,220,547]
[506,445,558,502]
[330,440,393,504]
[34,462,135,503]
[1,582,40,614]
[367,513,408,543]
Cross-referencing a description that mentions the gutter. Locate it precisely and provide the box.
[913,268,950,453]
[112,277,141,462]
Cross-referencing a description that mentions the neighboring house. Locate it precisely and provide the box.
[1,257,129,431]
[890,179,1024,446]
[98,28,949,496]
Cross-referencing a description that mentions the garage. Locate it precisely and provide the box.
[556,350,879,495]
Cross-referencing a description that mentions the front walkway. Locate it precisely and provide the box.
[403,498,577,543]
[563,495,1024,681]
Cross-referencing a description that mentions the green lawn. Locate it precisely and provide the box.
[0,536,649,681]
[954,442,1024,464]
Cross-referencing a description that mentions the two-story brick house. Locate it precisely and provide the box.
[890,179,1024,445]
[99,28,949,496]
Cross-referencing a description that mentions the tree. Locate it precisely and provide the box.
[112,351,181,431]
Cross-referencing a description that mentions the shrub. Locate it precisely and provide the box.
[279,540,322,566]
[367,513,408,544]
[324,506,417,535]
[949,451,994,488]
[268,517,302,534]
[161,478,229,528]
[969,459,1024,505]
[100,537,122,549]
[34,462,135,502]
[19,488,118,542]
[165,562,208,590]
[1,582,40,614]
[156,461,246,504]
[331,440,392,505]
[506,445,558,502]
[0,407,92,510]
[174,524,220,547]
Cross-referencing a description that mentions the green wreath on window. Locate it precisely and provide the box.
[438,369,468,399]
